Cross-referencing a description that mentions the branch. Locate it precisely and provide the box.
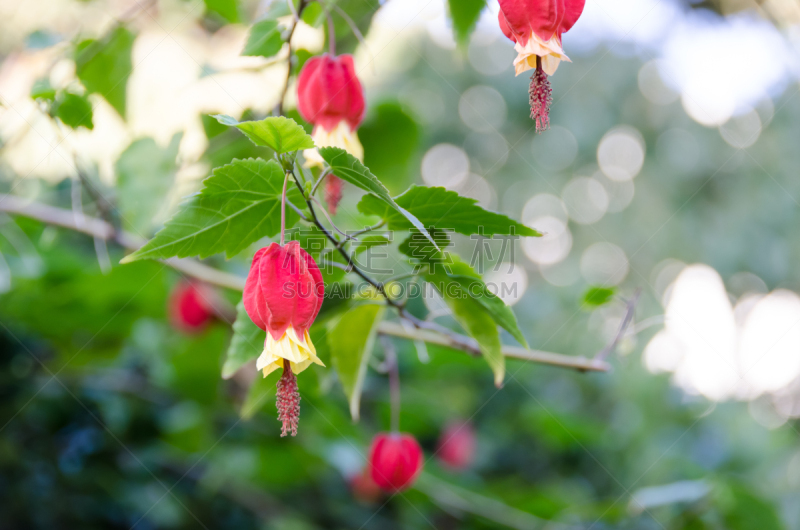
[0,194,608,373]
[594,288,641,363]
[415,473,583,530]
[378,321,609,372]
[0,194,246,291]
[277,0,308,115]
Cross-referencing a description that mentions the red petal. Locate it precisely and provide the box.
[250,241,324,339]
[296,54,365,131]
[561,0,585,33]
[243,246,271,331]
[498,0,583,42]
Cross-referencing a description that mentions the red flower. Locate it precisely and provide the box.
[498,0,584,132]
[297,54,365,167]
[297,53,365,132]
[243,241,325,436]
[369,432,424,492]
[169,281,214,333]
[437,422,476,470]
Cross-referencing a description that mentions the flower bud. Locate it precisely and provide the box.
[324,175,344,215]
[297,54,365,167]
[437,422,476,470]
[243,241,326,378]
[297,53,365,132]
[369,432,424,492]
[169,281,214,333]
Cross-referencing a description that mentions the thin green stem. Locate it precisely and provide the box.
[310,170,330,197]
[280,172,290,246]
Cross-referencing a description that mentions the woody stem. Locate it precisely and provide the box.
[280,172,290,246]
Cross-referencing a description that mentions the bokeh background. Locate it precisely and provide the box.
[2,0,800,528]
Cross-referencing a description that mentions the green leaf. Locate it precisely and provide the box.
[30,78,55,101]
[398,228,451,263]
[242,19,284,58]
[53,91,93,130]
[448,0,486,47]
[718,483,783,530]
[358,185,541,237]
[327,303,385,420]
[222,300,265,379]
[425,266,504,386]
[301,1,325,27]
[121,158,300,262]
[582,286,616,308]
[204,0,239,22]
[319,147,440,251]
[75,26,134,118]
[426,256,528,348]
[214,115,315,154]
[353,235,391,255]
[116,133,181,234]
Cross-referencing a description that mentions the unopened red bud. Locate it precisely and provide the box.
[169,281,213,333]
[437,422,476,470]
[369,432,423,492]
[324,175,344,215]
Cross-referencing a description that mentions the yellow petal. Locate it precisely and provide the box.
[256,326,325,376]
[512,32,571,77]
[303,121,364,167]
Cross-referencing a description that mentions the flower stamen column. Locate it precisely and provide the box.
[498,0,584,132]
[529,56,553,133]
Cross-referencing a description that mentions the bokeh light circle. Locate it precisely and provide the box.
[597,127,645,181]
[421,143,469,188]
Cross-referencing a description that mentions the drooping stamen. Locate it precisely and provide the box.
[276,358,300,437]
[529,57,552,134]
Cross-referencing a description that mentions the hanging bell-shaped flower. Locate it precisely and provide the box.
[243,241,326,436]
[297,53,366,167]
[498,0,585,132]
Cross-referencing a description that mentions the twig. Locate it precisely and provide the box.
[594,288,641,363]
[346,220,385,240]
[377,321,609,372]
[310,171,330,197]
[0,194,246,291]
[330,3,376,74]
[310,196,356,241]
[277,0,308,115]
[280,172,290,245]
[327,11,336,55]
[415,473,582,530]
